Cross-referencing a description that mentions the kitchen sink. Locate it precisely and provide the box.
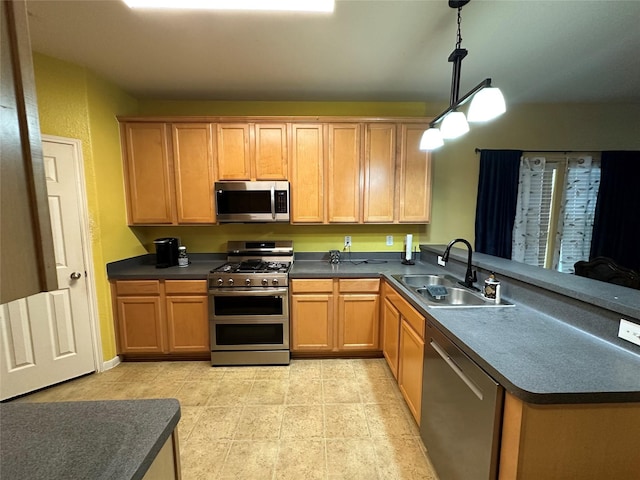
[391,274,514,308]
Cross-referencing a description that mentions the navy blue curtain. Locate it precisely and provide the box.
[474,150,522,258]
[590,151,640,273]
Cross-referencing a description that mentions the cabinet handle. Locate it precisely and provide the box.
[430,339,484,401]
[270,184,276,220]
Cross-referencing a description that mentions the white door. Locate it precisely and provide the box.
[0,137,97,400]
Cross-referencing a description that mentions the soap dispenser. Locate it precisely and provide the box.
[483,272,501,303]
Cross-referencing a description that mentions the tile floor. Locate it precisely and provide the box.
[15,358,439,480]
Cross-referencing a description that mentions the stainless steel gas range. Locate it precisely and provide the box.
[208,240,293,366]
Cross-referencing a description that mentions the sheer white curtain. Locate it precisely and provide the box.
[511,156,548,266]
[552,156,600,273]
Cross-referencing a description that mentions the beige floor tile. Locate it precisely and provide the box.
[275,439,326,480]
[321,359,356,379]
[223,366,259,380]
[323,378,361,403]
[247,379,288,405]
[254,366,290,380]
[174,381,215,406]
[289,359,322,379]
[285,378,323,405]
[157,361,199,381]
[177,406,205,446]
[188,362,227,381]
[188,406,243,442]
[373,437,438,480]
[352,358,393,379]
[364,403,418,438]
[206,379,253,406]
[281,404,324,439]
[357,376,401,404]
[134,382,183,399]
[234,405,283,440]
[326,438,379,479]
[218,440,278,480]
[181,440,230,480]
[324,403,369,438]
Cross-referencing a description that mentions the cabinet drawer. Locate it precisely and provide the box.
[165,280,207,295]
[290,279,333,293]
[116,280,160,296]
[338,278,380,293]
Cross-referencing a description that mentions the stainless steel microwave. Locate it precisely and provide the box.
[215,181,290,223]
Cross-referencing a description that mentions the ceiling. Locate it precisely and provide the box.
[25,0,640,104]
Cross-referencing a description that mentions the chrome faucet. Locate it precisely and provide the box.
[442,238,479,291]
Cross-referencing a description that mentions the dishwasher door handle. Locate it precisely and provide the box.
[430,339,484,401]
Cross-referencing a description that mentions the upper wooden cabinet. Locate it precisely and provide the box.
[364,123,396,223]
[398,124,432,223]
[290,124,325,223]
[217,123,288,180]
[121,122,215,225]
[327,124,361,223]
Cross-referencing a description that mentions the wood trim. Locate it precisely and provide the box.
[115,280,161,296]
[290,279,334,293]
[338,278,380,293]
[165,280,207,295]
[118,115,434,124]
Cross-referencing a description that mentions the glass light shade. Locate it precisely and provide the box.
[440,111,469,139]
[419,128,444,151]
[467,87,506,122]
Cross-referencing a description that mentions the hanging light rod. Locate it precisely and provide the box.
[420,0,506,151]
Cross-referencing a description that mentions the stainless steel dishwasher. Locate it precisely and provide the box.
[420,320,504,480]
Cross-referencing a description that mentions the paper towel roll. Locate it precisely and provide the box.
[405,234,413,261]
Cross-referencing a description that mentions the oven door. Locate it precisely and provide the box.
[209,288,289,351]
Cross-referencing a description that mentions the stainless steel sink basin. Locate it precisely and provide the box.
[392,274,514,308]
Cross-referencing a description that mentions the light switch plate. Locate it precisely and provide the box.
[618,319,640,347]
[437,255,446,267]
[386,235,393,246]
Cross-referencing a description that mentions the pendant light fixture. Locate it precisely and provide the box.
[420,0,506,151]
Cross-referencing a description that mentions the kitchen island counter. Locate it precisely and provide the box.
[0,399,181,480]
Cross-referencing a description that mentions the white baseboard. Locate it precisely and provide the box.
[102,356,121,371]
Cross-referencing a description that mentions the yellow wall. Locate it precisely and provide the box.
[33,52,640,362]
[33,53,141,361]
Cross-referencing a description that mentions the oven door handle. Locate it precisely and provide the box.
[270,184,276,220]
[209,288,289,297]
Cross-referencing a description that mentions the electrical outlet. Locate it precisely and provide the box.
[618,319,640,347]
[344,236,352,248]
[437,255,446,267]
[386,235,393,246]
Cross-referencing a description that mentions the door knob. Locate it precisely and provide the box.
[70,272,82,280]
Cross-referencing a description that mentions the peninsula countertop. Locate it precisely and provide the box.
[0,399,181,480]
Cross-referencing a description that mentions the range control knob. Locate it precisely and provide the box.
[245,278,251,286]
[272,278,279,285]
[262,278,269,286]
[217,278,223,286]
[228,278,234,286]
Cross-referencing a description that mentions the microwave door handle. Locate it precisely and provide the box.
[270,184,276,220]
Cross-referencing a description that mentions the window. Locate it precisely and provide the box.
[512,154,601,273]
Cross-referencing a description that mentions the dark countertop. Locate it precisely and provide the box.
[106,250,640,405]
[107,253,226,280]
[0,399,181,480]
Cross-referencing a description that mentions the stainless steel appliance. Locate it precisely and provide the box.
[154,237,179,268]
[420,319,504,480]
[208,240,293,366]
[215,181,290,223]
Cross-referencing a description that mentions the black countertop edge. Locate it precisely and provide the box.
[420,245,640,321]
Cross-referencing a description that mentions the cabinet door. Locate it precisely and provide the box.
[254,123,288,180]
[382,298,401,379]
[216,124,251,180]
[290,124,325,223]
[398,319,425,424]
[117,296,165,353]
[172,123,215,223]
[364,123,396,223]
[327,124,361,223]
[122,123,174,224]
[337,293,379,351]
[290,294,333,351]
[165,295,209,353]
[398,124,432,223]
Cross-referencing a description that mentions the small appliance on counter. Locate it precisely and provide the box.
[154,237,179,268]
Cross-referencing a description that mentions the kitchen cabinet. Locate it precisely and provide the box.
[113,279,209,357]
[363,123,396,223]
[289,124,325,223]
[290,278,380,353]
[327,123,361,223]
[398,123,432,223]
[216,123,288,180]
[120,122,215,225]
[381,280,425,424]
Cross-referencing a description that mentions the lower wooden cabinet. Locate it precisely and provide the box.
[381,280,425,424]
[113,280,209,357]
[290,278,380,353]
